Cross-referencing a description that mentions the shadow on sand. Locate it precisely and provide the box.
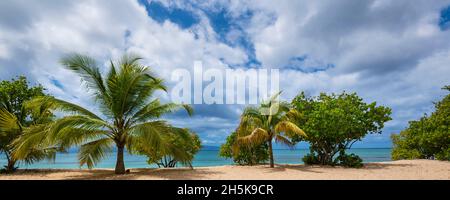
[65,168,225,180]
[2,162,417,180]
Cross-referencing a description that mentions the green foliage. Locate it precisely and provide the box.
[0,76,45,122]
[219,132,269,165]
[302,153,320,165]
[303,152,363,167]
[337,153,363,168]
[233,92,306,168]
[391,86,450,161]
[0,76,55,173]
[140,129,201,168]
[291,92,392,167]
[11,54,193,174]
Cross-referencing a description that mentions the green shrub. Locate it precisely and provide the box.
[302,152,362,168]
[435,148,450,160]
[337,153,363,168]
[302,153,320,165]
[391,148,422,160]
[219,132,269,165]
[391,86,450,161]
[139,129,201,168]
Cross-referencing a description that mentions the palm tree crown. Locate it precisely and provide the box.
[235,92,306,168]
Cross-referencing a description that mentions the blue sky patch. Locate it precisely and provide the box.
[50,78,64,90]
[284,56,335,73]
[139,0,199,29]
[124,29,131,38]
[439,5,450,30]
[138,1,261,68]
[206,9,232,38]
[203,8,261,67]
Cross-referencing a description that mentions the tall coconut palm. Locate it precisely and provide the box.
[13,53,192,174]
[234,92,306,168]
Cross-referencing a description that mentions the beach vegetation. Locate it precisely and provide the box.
[11,54,193,174]
[0,76,57,173]
[219,131,269,165]
[391,86,450,161]
[233,92,307,168]
[140,128,201,168]
[291,92,392,167]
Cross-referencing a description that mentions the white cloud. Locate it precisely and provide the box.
[1,0,449,147]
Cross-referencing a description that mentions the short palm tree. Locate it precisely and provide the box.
[0,99,57,172]
[13,53,192,174]
[235,92,306,168]
[140,128,201,168]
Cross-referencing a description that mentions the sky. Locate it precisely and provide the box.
[1,0,449,148]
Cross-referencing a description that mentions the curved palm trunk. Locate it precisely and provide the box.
[4,152,17,173]
[6,159,17,172]
[268,140,274,168]
[115,144,126,174]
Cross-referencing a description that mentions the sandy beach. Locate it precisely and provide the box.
[0,160,448,180]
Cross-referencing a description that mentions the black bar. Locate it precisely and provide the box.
[0,180,448,199]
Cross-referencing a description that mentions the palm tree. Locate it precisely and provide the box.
[139,128,201,168]
[13,53,192,174]
[0,77,57,173]
[234,92,306,168]
[0,99,57,172]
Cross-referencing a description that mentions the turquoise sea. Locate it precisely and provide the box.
[0,148,392,169]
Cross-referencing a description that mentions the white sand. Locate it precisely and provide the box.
[1,160,449,180]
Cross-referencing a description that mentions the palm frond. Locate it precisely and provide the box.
[22,147,59,165]
[277,101,291,112]
[165,145,192,167]
[0,91,11,111]
[106,58,165,118]
[26,96,103,120]
[0,108,20,131]
[78,138,113,169]
[129,120,174,153]
[57,127,109,148]
[131,99,193,123]
[284,109,303,121]
[274,135,295,149]
[274,121,307,137]
[239,107,265,129]
[60,53,107,99]
[182,104,194,116]
[48,116,111,139]
[137,128,198,168]
[119,53,144,69]
[232,128,268,158]
[242,106,264,118]
[236,128,269,147]
[11,123,54,160]
[125,78,168,116]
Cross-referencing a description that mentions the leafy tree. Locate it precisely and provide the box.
[234,92,306,168]
[291,92,392,167]
[0,76,56,173]
[12,54,192,174]
[140,129,201,168]
[392,86,449,161]
[219,131,269,165]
